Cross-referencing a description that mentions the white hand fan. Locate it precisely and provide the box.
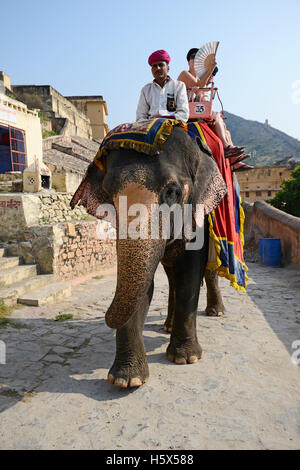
[194,41,219,79]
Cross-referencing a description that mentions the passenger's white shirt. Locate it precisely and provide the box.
[136,77,189,123]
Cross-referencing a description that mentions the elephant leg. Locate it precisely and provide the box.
[163,265,175,333]
[107,280,154,388]
[204,269,225,316]
[164,249,205,365]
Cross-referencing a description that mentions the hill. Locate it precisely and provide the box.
[224,111,300,167]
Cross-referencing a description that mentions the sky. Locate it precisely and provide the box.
[1,0,300,140]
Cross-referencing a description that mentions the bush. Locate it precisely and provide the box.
[42,130,59,139]
[267,165,300,217]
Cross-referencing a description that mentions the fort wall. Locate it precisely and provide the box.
[243,201,300,265]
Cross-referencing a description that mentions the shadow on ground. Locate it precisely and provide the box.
[0,315,170,413]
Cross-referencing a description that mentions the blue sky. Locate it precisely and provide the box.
[1,0,300,139]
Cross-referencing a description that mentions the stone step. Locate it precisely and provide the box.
[0,248,5,258]
[0,264,38,288]
[3,244,19,257]
[0,180,22,192]
[0,182,13,192]
[0,256,22,271]
[18,282,72,307]
[0,274,55,306]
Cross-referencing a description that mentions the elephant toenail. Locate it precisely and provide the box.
[188,356,199,363]
[114,378,128,388]
[129,378,143,387]
[175,357,187,364]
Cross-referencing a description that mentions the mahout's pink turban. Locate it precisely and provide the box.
[148,50,170,66]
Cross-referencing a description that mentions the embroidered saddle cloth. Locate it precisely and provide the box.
[94,118,187,170]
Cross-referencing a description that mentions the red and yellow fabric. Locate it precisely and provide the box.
[187,121,248,291]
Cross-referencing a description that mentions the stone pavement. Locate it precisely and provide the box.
[0,261,300,450]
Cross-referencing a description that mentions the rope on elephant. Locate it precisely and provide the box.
[187,121,248,291]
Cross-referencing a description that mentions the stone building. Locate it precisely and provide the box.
[12,84,93,140]
[0,73,115,307]
[42,134,99,193]
[12,86,109,142]
[237,166,293,203]
[0,71,109,194]
[65,95,108,140]
[0,72,43,175]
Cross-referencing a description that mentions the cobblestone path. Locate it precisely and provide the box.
[0,262,300,450]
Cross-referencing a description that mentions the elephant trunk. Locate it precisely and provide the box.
[105,238,166,329]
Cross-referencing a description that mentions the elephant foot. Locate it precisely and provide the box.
[205,305,225,317]
[205,298,225,316]
[107,357,149,388]
[205,270,225,317]
[167,339,202,365]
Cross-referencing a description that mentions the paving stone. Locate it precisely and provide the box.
[42,354,66,364]
[0,262,300,450]
[52,346,74,355]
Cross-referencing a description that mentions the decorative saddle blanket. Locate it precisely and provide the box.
[94,118,187,170]
[188,121,248,291]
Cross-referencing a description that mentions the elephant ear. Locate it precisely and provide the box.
[70,161,110,217]
[193,137,228,216]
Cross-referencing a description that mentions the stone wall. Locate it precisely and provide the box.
[38,192,88,225]
[0,192,90,239]
[0,172,23,193]
[0,192,116,279]
[66,96,109,140]
[4,221,116,279]
[243,201,300,265]
[45,164,84,194]
[0,194,40,241]
[55,222,116,280]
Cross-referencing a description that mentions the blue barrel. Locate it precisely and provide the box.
[259,238,282,267]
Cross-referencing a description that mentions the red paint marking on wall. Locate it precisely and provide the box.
[0,199,21,209]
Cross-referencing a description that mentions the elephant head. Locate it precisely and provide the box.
[71,126,227,329]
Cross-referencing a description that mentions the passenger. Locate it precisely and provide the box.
[136,49,189,123]
[178,48,252,169]
[178,47,217,90]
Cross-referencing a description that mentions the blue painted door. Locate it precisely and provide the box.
[0,125,11,173]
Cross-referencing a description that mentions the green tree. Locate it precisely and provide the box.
[267,165,300,217]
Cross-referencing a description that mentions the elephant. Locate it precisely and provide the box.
[71,126,227,388]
